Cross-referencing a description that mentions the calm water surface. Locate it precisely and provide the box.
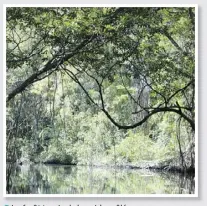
[7,164,195,194]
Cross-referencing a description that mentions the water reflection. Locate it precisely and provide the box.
[6,164,195,194]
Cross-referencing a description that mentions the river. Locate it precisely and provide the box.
[7,164,195,194]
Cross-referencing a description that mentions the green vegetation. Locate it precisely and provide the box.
[6,7,195,192]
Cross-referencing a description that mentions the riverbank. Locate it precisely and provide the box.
[13,156,195,175]
[40,161,195,175]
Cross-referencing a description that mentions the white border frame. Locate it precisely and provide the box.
[3,4,198,198]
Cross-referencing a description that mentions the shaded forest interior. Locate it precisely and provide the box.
[6,7,195,191]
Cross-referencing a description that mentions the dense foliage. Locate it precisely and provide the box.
[6,7,195,176]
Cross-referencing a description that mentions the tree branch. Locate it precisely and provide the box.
[63,66,195,131]
[101,106,195,131]
[161,29,183,52]
[7,35,97,103]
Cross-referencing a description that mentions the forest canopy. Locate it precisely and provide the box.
[6,7,195,173]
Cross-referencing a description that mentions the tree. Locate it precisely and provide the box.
[6,7,195,173]
[6,7,195,132]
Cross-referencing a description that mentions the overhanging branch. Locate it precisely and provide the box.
[101,106,194,131]
[7,35,97,103]
[64,67,195,132]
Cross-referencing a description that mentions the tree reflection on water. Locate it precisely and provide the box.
[6,164,195,194]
